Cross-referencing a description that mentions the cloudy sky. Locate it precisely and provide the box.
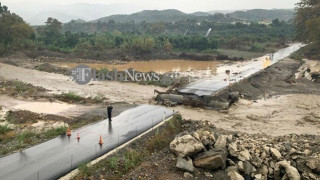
[2,0,299,13]
[1,0,300,25]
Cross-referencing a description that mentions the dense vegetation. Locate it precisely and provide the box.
[293,0,320,59]
[0,3,295,60]
[0,3,35,55]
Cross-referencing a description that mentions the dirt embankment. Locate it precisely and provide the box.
[0,62,165,104]
[210,58,320,103]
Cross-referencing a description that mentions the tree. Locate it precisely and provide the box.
[295,0,320,44]
[38,17,62,45]
[0,3,34,45]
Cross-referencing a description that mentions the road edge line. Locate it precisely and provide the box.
[58,114,176,180]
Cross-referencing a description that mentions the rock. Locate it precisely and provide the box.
[229,143,238,157]
[215,135,227,150]
[263,146,270,156]
[183,172,194,179]
[199,130,215,146]
[243,161,256,176]
[227,171,244,180]
[306,159,320,174]
[193,132,200,141]
[284,142,292,152]
[209,100,229,110]
[176,156,195,172]
[261,165,268,176]
[239,149,252,161]
[270,148,282,160]
[204,172,213,178]
[170,134,204,157]
[227,135,233,142]
[228,91,240,104]
[194,149,227,170]
[274,160,300,180]
[227,158,236,166]
[303,149,312,156]
[227,166,239,173]
[238,161,244,172]
[254,174,262,180]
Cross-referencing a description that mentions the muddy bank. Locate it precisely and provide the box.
[173,93,320,136]
[209,58,320,103]
[157,58,320,110]
[0,63,165,104]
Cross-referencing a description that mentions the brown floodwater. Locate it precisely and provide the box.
[52,60,220,74]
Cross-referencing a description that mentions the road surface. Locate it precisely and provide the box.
[0,105,174,180]
[179,43,303,96]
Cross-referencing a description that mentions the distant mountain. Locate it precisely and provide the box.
[23,3,142,25]
[207,10,242,14]
[92,9,294,24]
[228,9,294,22]
[191,11,211,16]
[94,9,195,23]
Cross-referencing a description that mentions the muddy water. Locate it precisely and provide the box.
[53,60,220,74]
[179,43,304,96]
[0,96,75,115]
[13,102,76,114]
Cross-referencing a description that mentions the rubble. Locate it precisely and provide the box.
[171,120,320,180]
[169,133,204,157]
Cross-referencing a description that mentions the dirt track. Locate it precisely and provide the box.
[0,63,165,104]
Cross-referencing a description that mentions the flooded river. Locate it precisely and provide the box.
[179,43,304,96]
[53,60,220,74]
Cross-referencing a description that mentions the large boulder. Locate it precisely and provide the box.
[194,148,227,170]
[170,133,204,157]
[274,160,300,180]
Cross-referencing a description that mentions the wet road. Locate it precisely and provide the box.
[0,105,174,180]
[179,43,304,96]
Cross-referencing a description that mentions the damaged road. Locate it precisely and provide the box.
[0,105,174,180]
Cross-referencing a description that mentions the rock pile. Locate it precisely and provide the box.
[170,120,320,180]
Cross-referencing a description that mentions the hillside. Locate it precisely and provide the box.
[92,9,294,24]
[94,9,193,23]
[229,9,294,21]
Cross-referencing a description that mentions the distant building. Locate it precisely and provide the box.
[231,20,250,25]
[258,20,272,26]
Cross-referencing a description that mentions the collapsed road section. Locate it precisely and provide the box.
[0,105,174,180]
[155,43,306,110]
[178,43,303,96]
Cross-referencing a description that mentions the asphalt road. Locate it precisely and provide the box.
[179,43,303,96]
[0,105,174,180]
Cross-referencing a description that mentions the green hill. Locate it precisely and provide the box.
[228,9,294,22]
[92,9,294,24]
[94,9,194,23]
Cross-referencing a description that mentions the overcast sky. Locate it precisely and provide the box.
[2,0,299,13]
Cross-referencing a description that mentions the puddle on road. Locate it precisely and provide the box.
[13,102,76,114]
[53,60,220,74]
[0,96,76,115]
